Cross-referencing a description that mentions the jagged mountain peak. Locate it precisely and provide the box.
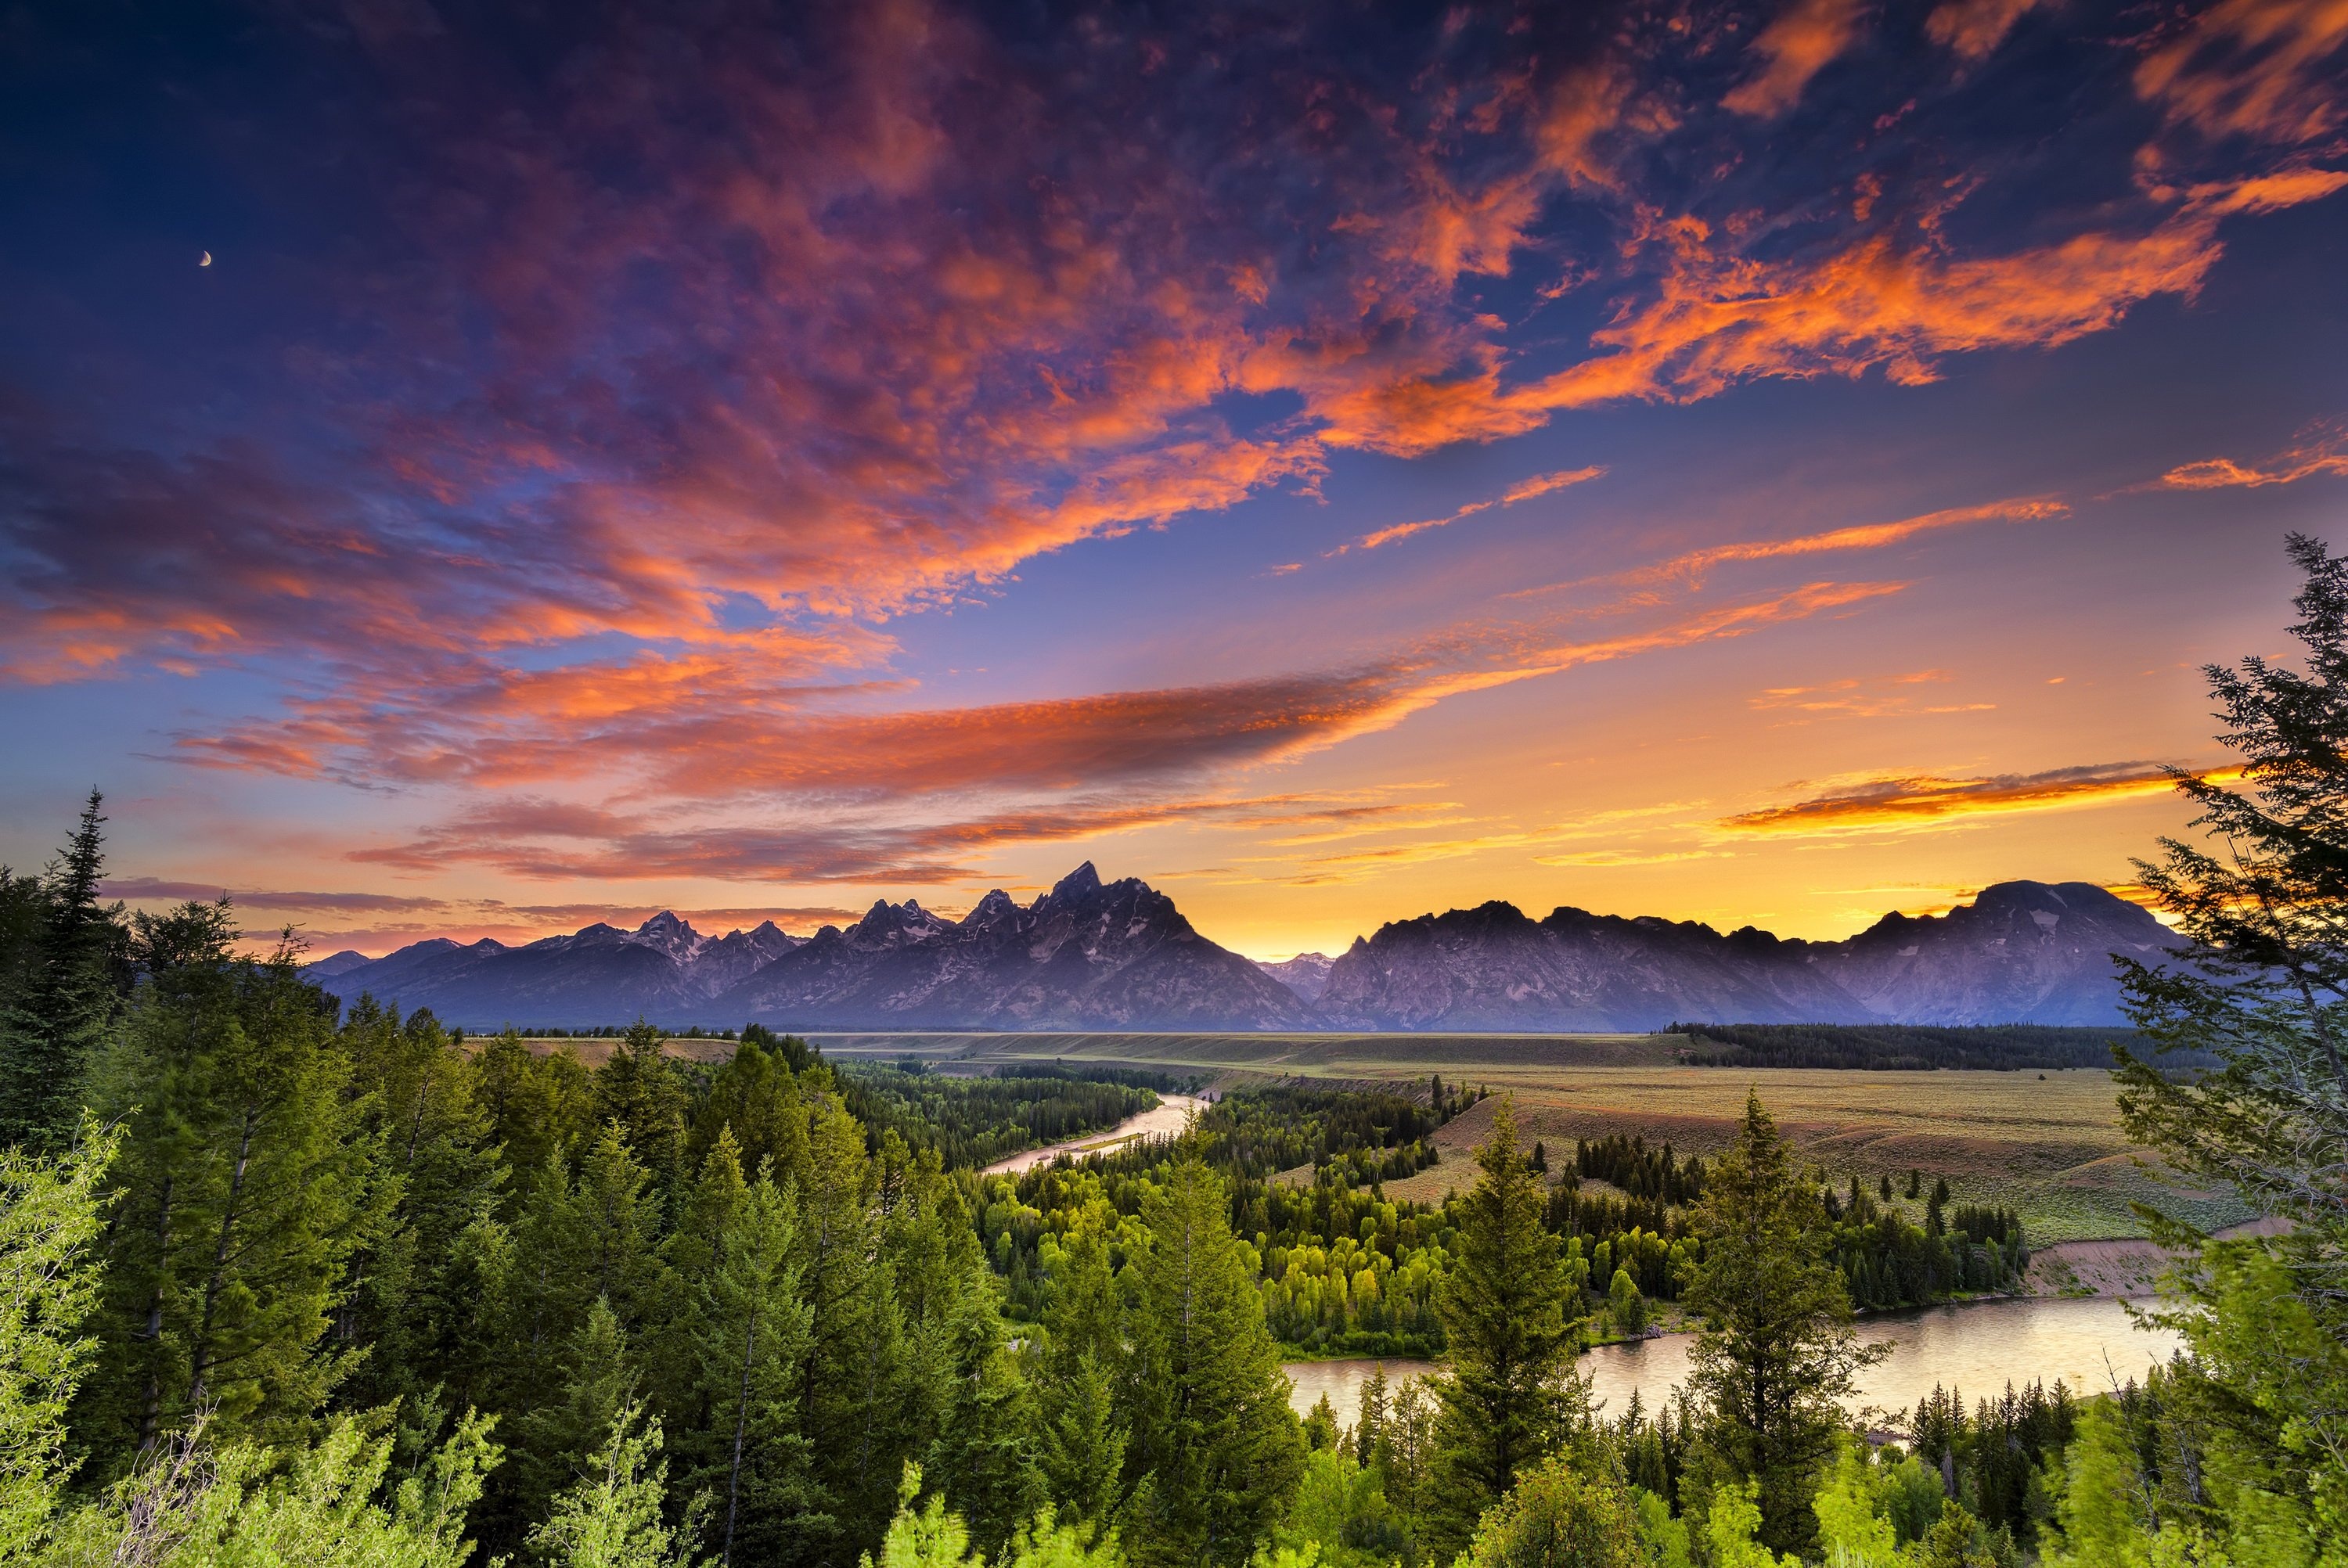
[962,889,1020,926]
[1051,861,1104,901]
[627,910,706,962]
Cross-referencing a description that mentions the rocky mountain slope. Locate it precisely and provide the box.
[315,865,1310,1030]
[1312,880,2177,1030]
[312,872,2175,1032]
[1255,952,1334,1002]
[312,913,800,1028]
[708,864,1315,1030]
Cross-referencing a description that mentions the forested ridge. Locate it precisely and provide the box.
[5,539,2348,1566]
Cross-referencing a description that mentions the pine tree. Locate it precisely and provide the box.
[686,1169,816,1566]
[336,1000,504,1412]
[76,919,391,1458]
[513,1295,639,1527]
[1428,1097,1582,1555]
[1681,1091,1882,1553]
[795,1091,903,1560]
[597,1022,688,1190]
[1125,1159,1305,1568]
[2110,531,2348,1541]
[0,792,130,1153]
[687,1034,810,1188]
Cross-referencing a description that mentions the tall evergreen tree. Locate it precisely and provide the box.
[597,1021,689,1191]
[336,1000,504,1412]
[510,1295,640,1534]
[1125,1159,1304,1568]
[1037,1212,1129,1530]
[1681,1091,1881,1553]
[1428,1097,1583,1556]
[76,913,391,1459]
[0,792,130,1153]
[682,1157,817,1566]
[2112,531,2348,1543]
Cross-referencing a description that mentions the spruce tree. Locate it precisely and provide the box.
[597,1020,689,1190]
[336,1000,503,1412]
[1125,1159,1304,1568]
[512,1295,639,1527]
[1681,1091,1882,1553]
[684,1167,816,1566]
[2112,531,2348,1537]
[0,792,130,1153]
[1038,1214,1129,1530]
[76,917,391,1458]
[1428,1097,1582,1555]
[795,1091,896,1559]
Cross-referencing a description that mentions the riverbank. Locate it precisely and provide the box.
[1283,1295,2185,1426]
[979,1092,1208,1174]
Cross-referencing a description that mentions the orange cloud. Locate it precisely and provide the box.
[2158,422,2348,489]
[1926,0,2041,61]
[2135,0,2348,147]
[1344,465,1605,553]
[1509,174,2348,416]
[1712,761,2238,838]
[1723,0,1869,119]
[1511,496,2063,600]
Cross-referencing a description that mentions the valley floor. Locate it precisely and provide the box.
[802,1033,2250,1245]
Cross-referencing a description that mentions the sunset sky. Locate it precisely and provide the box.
[3,0,2345,961]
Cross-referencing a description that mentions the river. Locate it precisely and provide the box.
[1282,1296,2185,1427]
[981,1093,1212,1175]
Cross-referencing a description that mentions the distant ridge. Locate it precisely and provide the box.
[1311,880,2179,1031]
[310,872,2178,1032]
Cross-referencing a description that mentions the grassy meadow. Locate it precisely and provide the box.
[798,1031,2247,1245]
[494,1029,2233,1243]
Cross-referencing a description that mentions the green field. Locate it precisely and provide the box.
[800,1032,2246,1244]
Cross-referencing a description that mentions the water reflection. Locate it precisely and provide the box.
[1284,1297,2185,1426]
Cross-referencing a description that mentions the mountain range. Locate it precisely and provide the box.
[307,866,2179,1032]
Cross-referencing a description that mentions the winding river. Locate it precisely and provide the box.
[1284,1296,2185,1427]
[981,1092,1212,1175]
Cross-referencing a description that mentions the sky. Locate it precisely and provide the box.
[2,0,2345,962]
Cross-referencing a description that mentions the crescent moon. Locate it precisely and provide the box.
[199,251,212,267]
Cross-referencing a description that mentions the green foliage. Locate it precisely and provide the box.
[1606,1269,1646,1337]
[531,1399,708,1568]
[0,793,131,1155]
[2108,534,2348,1555]
[1125,1160,1305,1568]
[1270,1448,1398,1568]
[1428,1097,1586,1556]
[77,920,392,1456]
[1453,1455,1643,1568]
[1701,1481,1799,1568]
[841,1065,1160,1171]
[0,1121,119,1559]
[1681,1092,1883,1554]
[862,1462,1124,1568]
[43,1409,502,1568]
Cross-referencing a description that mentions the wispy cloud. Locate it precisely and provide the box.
[1338,466,1605,555]
[2135,0,2348,148]
[1712,761,2232,839]
[2157,421,2348,490]
[1509,497,2065,601]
